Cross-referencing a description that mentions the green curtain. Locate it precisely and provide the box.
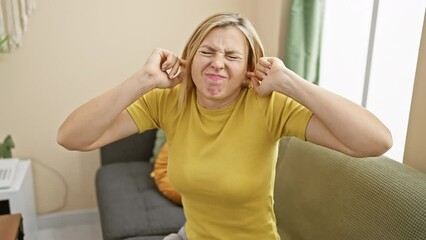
[285,0,325,85]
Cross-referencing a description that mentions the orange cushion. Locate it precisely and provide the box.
[150,143,182,205]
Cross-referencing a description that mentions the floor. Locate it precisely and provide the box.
[35,222,103,240]
[33,209,103,240]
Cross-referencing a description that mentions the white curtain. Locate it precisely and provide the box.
[0,0,9,52]
[0,0,36,52]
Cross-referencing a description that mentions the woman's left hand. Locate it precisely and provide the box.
[247,57,291,96]
[247,56,392,157]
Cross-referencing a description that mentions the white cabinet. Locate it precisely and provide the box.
[0,160,37,240]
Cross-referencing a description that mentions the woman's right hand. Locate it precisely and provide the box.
[57,48,184,151]
[137,48,185,89]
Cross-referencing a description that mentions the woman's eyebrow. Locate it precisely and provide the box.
[199,45,243,55]
[224,50,243,56]
[199,45,217,51]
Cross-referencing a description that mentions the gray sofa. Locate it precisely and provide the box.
[96,130,185,240]
[96,130,426,240]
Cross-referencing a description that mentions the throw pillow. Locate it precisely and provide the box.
[150,143,182,205]
[149,129,167,163]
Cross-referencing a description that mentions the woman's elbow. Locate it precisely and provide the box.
[56,129,91,151]
[378,131,393,156]
[347,131,393,158]
[57,130,77,151]
[364,131,393,157]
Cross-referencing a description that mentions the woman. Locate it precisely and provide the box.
[58,13,392,239]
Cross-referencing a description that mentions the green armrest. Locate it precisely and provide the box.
[274,137,426,240]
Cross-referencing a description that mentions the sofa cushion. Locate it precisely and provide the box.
[96,161,185,240]
[149,129,167,163]
[151,143,182,205]
[274,137,426,240]
[100,130,157,165]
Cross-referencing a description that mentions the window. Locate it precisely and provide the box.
[320,0,426,161]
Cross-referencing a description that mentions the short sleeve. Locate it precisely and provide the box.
[126,89,162,133]
[262,92,313,141]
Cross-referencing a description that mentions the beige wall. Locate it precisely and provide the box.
[404,12,426,173]
[0,0,288,213]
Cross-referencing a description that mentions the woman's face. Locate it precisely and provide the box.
[191,26,249,109]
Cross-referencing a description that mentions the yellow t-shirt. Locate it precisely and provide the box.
[127,85,313,240]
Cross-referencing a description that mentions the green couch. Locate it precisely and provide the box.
[274,137,426,240]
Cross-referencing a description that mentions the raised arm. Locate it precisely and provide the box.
[57,48,183,151]
[249,57,392,157]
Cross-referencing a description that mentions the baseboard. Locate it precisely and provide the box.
[37,208,100,229]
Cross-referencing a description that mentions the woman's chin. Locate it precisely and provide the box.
[206,87,223,97]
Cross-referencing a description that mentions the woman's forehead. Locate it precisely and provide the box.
[199,27,248,53]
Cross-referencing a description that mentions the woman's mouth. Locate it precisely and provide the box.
[205,73,226,81]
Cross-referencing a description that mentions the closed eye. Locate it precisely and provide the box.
[200,50,213,55]
[227,55,242,60]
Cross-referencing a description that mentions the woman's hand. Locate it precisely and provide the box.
[136,48,185,89]
[57,48,186,151]
[248,56,392,157]
[247,57,289,96]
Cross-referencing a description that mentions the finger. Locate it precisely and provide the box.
[256,61,271,74]
[258,57,272,69]
[175,71,185,83]
[168,58,181,79]
[265,57,286,68]
[254,68,267,80]
[247,71,262,83]
[246,71,255,79]
[161,51,178,71]
[169,71,184,87]
[162,56,178,72]
[251,77,270,96]
[251,77,260,89]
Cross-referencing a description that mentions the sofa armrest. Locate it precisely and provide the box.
[100,129,157,166]
[275,137,426,240]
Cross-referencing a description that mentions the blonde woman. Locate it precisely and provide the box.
[58,13,392,239]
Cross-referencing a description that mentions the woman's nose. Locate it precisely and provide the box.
[210,55,225,70]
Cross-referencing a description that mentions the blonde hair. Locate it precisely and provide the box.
[179,12,265,109]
